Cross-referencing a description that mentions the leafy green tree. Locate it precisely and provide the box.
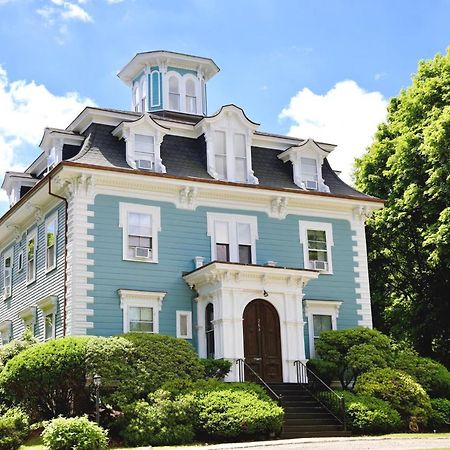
[355,49,450,366]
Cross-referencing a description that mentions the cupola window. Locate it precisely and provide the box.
[185,78,197,114]
[140,77,146,112]
[168,76,181,111]
[133,85,140,112]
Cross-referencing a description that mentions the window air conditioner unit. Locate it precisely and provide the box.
[312,260,328,271]
[305,180,318,190]
[137,160,154,170]
[134,247,151,258]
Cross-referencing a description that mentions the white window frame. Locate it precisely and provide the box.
[119,289,166,333]
[26,230,37,285]
[165,71,200,115]
[18,306,37,337]
[45,214,58,273]
[304,300,342,357]
[0,320,12,345]
[299,221,334,274]
[37,295,58,341]
[300,157,320,190]
[176,310,192,339]
[119,203,161,263]
[17,250,24,272]
[207,213,258,264]
[3,248,13,300]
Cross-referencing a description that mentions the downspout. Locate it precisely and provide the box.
[48,175,69,336]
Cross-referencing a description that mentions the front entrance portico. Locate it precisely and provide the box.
[183,262,319,382]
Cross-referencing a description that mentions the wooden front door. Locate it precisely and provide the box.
[243,299,282,382]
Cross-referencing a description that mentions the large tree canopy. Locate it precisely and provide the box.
[355,49,450,367]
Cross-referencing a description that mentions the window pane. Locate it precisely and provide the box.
[179,314,188,336]
[186,79,195,96]
[237,223,251,244]
[135,135,154,156]
[238,245,252,264]
[308,250,328,262]
[216,243,230,262]
[235,157,247,182]
[129,306,153,333]
[47,221,56,248]
[169,76,180,93]
[313,315,332,337]
[27,238,35,261]
[47,246,55,269]
[186,96,197,113]
[5,256,11,269]
[128,213,152,237]
[301,157,318,179]
[234,133,246,157]
[215,155,227,179]
[215,221,229,243]
[215,131,226,155]
[169,93,180,111]
[45,314,54,340]
[307,230,327,260]
[130,320,154,332]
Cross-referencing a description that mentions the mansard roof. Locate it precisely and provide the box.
[64,121,377,201]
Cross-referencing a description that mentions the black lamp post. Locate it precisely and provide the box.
[93,374,102,424]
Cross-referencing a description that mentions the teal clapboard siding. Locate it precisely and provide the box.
[149,70,161,111]
[0,202,66,341]
[87,195,360,353]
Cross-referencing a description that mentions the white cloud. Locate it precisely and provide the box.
[0,65,95,212]
[106,0,126,3]
[279,80,387,184]
[37,1,93,30]
[61,2,93,22]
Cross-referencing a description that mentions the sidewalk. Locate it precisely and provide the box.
[158,435,450,450]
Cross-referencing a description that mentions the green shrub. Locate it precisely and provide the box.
[0,337,91,419]
[315,327,392,389]
[85,336,136,408]
[197,389,284,439]
[393,349,450,398]
[0,332,38,370]
[121,391,196,447]
[429,398,450,431]
[42,417,108,450]
[307,359,338,385]
[120,333,204,402]
[340,391,401,434]
[355,368,432,424]
[0,407,30,450]
[200,358,232,380]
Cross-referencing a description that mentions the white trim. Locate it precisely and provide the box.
[150,70,161,108]
[26,229,37,285]
[45,213,58,273]
[118,289,166,333]
[176,310,192,339]
[206,212,258,263]
[18,306,37,335]
[299,220,334,274]
[304,299,342,358]
[37,295,58,341]
[119,203,161,263]
[3,247,13,300]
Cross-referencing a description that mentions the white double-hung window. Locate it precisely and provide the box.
[27,231,37,284]
[300,157,319,190]
[3,249,12,299]
[299,221,333,273]
[134,134,155,170]
[214,131,227,180]
[119,203,161,263]
[207,213,258,264]
[234,133,247,182]
[45,215,57,272]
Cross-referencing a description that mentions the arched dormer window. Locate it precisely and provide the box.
[168,75,181,111]
[140,77,146,113]
[185,78,197,114]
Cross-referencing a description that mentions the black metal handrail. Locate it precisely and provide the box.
[236,358,281,400]
[294,360,346,430]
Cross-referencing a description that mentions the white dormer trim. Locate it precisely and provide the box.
[278,138,332,192]
[196,105,259,184]
[112,114,169,173]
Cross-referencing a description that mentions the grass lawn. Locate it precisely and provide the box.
[385,433,450,439]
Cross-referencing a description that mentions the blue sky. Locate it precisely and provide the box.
[1,0,450,213]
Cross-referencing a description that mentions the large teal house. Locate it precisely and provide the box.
[0,50,382,382]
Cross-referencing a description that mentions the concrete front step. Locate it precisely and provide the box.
[284,417,338,426]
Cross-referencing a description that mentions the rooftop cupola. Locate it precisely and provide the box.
[118,50,219,116]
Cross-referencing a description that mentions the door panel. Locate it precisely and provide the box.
[243,299,282,382]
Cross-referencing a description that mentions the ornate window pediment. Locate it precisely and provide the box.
[112,114,169,173]
[196,105,259,184]
[278,138,332,192]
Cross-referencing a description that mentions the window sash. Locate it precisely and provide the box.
[313,314,332,338]
[46,219,57,270]
[128,306,154,333]
[216,243,230,262]
[44,314,54,340]
[238,244,251,264]
[307,230,328,261]
[4,256,11,295]
[169,93,181,111]
[186,95,197,113]
[27,237,36,282]
[301,157,319,182]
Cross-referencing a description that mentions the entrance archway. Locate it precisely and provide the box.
[243,299,282,382]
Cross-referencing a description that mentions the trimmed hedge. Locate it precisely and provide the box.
[200,358,232,380]
[355,368,432,424]
[121,381,283,446]
[42,417,108,450]
[0,407,30,450]
[0,332,37,370]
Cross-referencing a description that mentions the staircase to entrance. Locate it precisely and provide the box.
[267,382,351,438]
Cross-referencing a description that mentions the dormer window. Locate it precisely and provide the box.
[186,78,197,114]
[169,76,181,111]
[112,113,169,173]
[278,139,331,193]
[197,105,259,184]
[301,157,319,190]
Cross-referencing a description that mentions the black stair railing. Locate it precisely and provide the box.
[294,360,346,430]
[236,358,281,401]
